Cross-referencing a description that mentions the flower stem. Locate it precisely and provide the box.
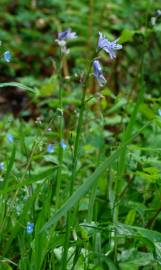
[61,60,93,270]
[55,87,64,209]
[55,55,65,209]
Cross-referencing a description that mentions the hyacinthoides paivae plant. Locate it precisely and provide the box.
[54,29,123,269]
[55,29,77,209]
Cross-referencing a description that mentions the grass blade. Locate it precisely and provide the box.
[39,147,122,233]
[0,82,38,95]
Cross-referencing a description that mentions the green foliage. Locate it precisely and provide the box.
[0,0,161,269]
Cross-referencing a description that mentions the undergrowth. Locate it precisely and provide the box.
[0,1,161,269]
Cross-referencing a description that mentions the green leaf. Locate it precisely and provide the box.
[125,209,136,225]
[0,82,39,95]
[114,223,161,264]
[154,23,161,32]
[119,29,135,44]
[2,167,57,194]
[39,75,58,96]
[0,262,13,270]
[39,147,122,233]
[5,144,16,180]
[139,103,155,120]
[136,167,160,183]
[107,98,127,114]
[39,123,149,233]
[3,145,16,193]
[119,250,154,269]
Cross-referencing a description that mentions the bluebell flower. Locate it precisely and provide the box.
[26,222,34,234]
[98,32,122,59]
[60,139,67,150]
[58,28,77,41]
[47,144,55,153]
[93,60,107,87]
[7,134,14,143]
[3,50,11,62]
[0,162,4,170]
[158,109,161,117]
[56,28,77,55]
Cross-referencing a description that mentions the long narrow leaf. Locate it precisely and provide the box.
[40,123,150,233]
[39,147,121,233]
[2,167,57,194]
[0,82,38,95]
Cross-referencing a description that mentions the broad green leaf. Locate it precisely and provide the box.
[119,29,135,43]
[139,103,155,120]
[114,223,161,264]
[0,262,13,270]
[39,75,58,96]
[119,248,154,269]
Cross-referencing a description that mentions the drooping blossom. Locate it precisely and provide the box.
[93,60,107,87]
[98,32,122,59]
